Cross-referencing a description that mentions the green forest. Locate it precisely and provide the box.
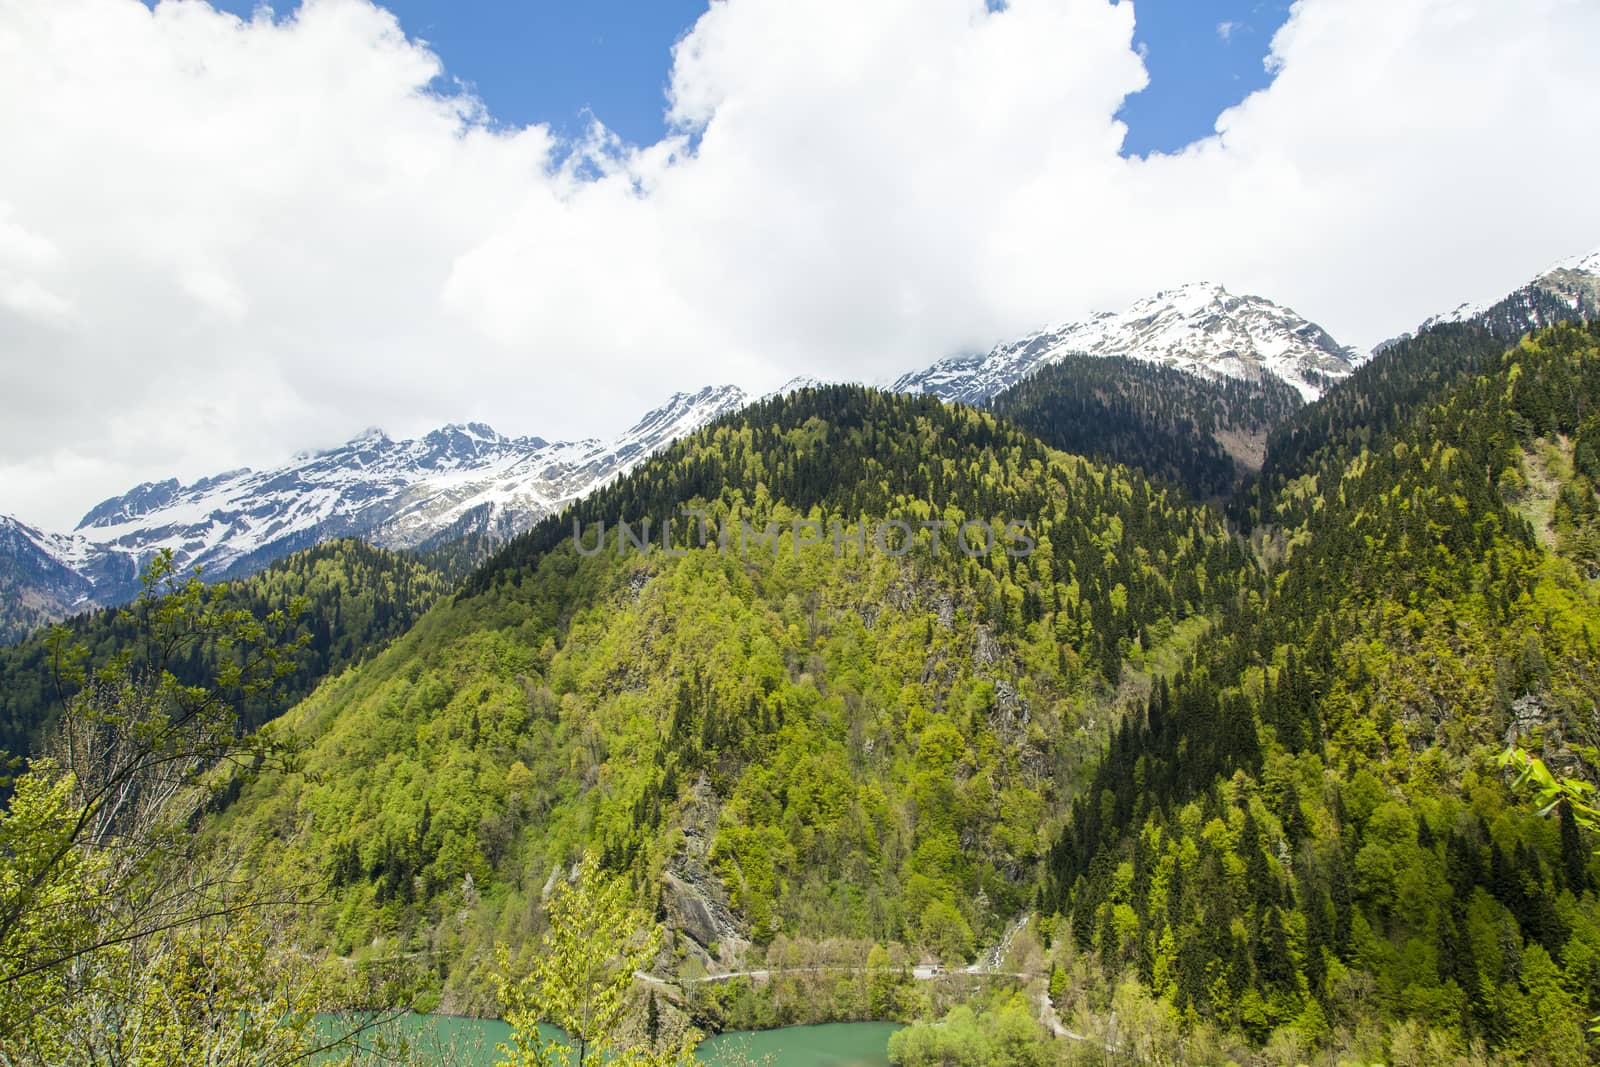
[988,353,1303,501]
[211,389,1254,1009]
[1048,323,1600,1063]
[4,322,1600,1066]
[0,538,446,780]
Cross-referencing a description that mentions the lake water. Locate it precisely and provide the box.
[702,1022,901,1067]
[323,1016,900,1067]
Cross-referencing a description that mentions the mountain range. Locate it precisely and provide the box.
[9,236,1600,1064]
[3,249,1597,642]
[201,311,1600,1054]
[0,386,749,640]
[891,281,1362,404]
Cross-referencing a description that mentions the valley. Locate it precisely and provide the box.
[4,259,1600,1067]
[7,2,1600,1063]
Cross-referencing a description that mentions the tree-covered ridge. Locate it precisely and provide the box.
[415,512,522,584]
[988,354,1303,501]
[1469,277,1600,345]
[211,387,1258,1014]
[0,538,447,769]
[469,386,1255,683]
[1248,274,1600,532]
[1237,322,1512,530]
[466,386,1020,595]
[1045,322,1600,1062]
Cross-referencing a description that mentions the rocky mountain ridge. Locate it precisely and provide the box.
[0,386,749,637]
[892,282,1361,405]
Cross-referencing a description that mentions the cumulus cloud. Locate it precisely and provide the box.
[1,0,1598,528]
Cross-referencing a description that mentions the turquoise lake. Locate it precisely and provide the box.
[321,1016,901,1067]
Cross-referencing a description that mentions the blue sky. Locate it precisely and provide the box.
[1116,0,1294,155]
[207,0,1292,155]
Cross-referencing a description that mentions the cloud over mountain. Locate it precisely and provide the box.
[2,0,1598,527]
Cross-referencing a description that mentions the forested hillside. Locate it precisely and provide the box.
[1047,321,1600,1062]
[25,329,1595,1064]
[0,538,446,771]
[988,354,1303,500]
[1237,323,1512,529]
[212,387,1258,1014]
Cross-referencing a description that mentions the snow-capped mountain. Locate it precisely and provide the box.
[0,385,748,638]
[761,375,830,401]
[893,282,1359,405]
[1411,247,1600,342]
[0,516,99,642]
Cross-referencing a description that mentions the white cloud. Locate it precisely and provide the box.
[1217,19,1241,42]
[1,0,1598,528]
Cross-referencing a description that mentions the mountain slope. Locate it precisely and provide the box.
[1234,322,1514,530]
[0,517,97,644]
[211,385,1259,1015]
[1239,243,1600,531]
[1047,321,1600,1060]
[0,386,748,636]
[987,354,1304,500]
[894,283,1359,406]
[0,539,448,772]
[1411,246,1600,342]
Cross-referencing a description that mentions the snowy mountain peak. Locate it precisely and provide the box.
[893,283,1357,406]
[1147,280,1232,306]
[1550,246,1600,276]
[2,384,752,631]
[1412,243,1600,341]
[763,375,829,400]
[416,423,516,467]
[432,421,503,443]
[77,478,185,531]
[606,385,749,465]
[1416,301,1480,330]
[296,426,389,461]
[619,385,748,436]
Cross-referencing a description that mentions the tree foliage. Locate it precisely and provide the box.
[493,853,697,1067]
[0,538,445,779]
[0,552,343,1065]
[212,388,1255,1012]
